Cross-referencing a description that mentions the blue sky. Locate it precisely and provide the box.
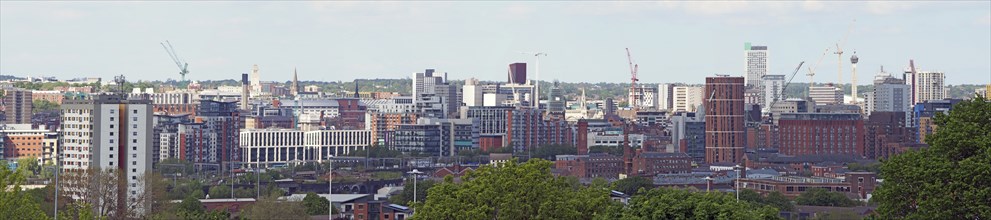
[1,1,989,85]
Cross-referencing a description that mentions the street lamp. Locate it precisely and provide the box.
[734,164,742,202]
[328,154,334,220]
[703,176,713,192]
[407,169,424,210]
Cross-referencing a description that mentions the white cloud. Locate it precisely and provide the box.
[979,13,991,26]
[802,0,826,12]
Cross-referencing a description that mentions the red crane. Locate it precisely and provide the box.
[626,48,639,109]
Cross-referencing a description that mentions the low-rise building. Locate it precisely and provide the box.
[555,153,623,179]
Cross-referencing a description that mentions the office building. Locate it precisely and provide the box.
[704,76,745,164]
[673,86,704,112]
[389,118,478,156]
[412,69,458,118]
[670,112,705,163]
[866,73,912,125]
[240,129,372,167]
[4,88,32,124]
[547,81,566,113]
[658,83,675,111]
[462,78,484,107]
[745,43,769,89]
[778,113,864,157]
[913,99,962,143]
[865,112,915,160]
[809,85,844,105]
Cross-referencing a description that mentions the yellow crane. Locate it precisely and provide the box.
[833,19,856,91]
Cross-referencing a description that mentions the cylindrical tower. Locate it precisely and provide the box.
[850,52,860,104]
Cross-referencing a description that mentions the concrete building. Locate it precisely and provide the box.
[462,78,484,107]
[913,99,962,143]
[913,71,946,104]
[240,129,372,167]
[412,69,459,118]
[761,74,786,112]
[866,73,912,125]
[191,100,241,167]
[704,76,745,164]
[152,114,192,163]
[670,111,705,163]
[1,124,55,165]
[4,88,32,124]
[388,118,477,156]
[809,85,843,105]
[630,85,659,110]
[60,94,153,212]
[778,113,864,157]
[745,43,769,89]
[673,86,704,113]
[658,83,675,111]
[737,172,876,199]
[365,111,419,146]
[547,81,567,113]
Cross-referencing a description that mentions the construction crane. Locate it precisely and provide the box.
[833,19,856,88]
[626,48,639,110]
[782,61,806,100]
[161,41,189,82]
[806,47,830,87]
[909,59,917,103]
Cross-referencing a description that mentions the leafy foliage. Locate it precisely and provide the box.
[601,187,781,220]
[874,96,991,219]
[0,165,49,219]
[413,159,617,220]
[739,190,794,211]
[238,195,307,220]
[611,176,653,195]
[302,192,332,215]
[32,99,60,113]
[530,144,578,161]
[589,145,624,156]
[389,178,436,206]
[795,188,860,207]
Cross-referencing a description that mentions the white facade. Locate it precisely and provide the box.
[809,85,843,105]
[745,43,769,89]
[914,71,946,104]
[761,75,785,111]
[60,95,153,213]
[240,129,372,167]
[250,64,261,92]
[673,86,704,112]
[658,83,674,111]
[463,78,483,107]
[630,85,659,110]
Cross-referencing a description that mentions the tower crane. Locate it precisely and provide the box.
[833,19,856,90]
[626,48,639,110]
[161,41,190,82]
[806,47,830,87]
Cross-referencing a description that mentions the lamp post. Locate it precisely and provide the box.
[734,164,742,202]
[407,169,423,212]
[328,155,334,220]
[703,176,713,192]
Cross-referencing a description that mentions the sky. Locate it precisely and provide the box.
[1,1,989,85]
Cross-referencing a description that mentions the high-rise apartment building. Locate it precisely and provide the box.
[761,74,785,111]
[4,88,33,124]
[866,73,912,125]
[704,76,745,164]
[658,83,675,111]
[190,100,241,167]
[60,94,153,212]
[673,86,704,112]
[547,81,566,113]
[412,69,458,118]
[914,71,946,104]
[745,43,769,89]
[508,63,527,85]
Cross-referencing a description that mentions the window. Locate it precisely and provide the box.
[110,124,114,128]
[133,110,137,114]
[110,117,114,121]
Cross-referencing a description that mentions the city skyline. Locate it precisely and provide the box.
[1,1,989,85]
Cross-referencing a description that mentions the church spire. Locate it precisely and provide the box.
[291,68,299,96]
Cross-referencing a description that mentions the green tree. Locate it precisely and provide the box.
[589,145,624,156]
[738,189,794,212]
[874,96,991,219]
[208,185,232,199]
[530,144,578,161]
[176,196,205,214]
[389,178,436,206]
[795,188,859,207]
[302,192,331,215]
[32,99,60,113]
[239,195,307,220]
[0,165,49,219]
[611,176,653,195]
[413,159,618,220]
[15,157,40,176]
[600,187,781,220]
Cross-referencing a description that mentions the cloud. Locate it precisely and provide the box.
[49,8,88,20]
[802,0,826,12]
[980,13,991,26]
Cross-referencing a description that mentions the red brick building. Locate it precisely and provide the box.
[704,76,746,164]
[737,172,876,198]
[554,153,623,179]
[631,151,692,177]
[778,113,864,157]
[864,112,915,159]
